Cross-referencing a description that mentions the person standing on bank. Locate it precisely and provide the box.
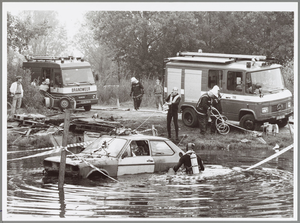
[130,77,144,111]
[154,79,163,110]
[9,76,23,119]
[196,85,220,135]
[165,87,181,141]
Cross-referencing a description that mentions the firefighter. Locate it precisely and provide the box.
[210,88,223,134]
[173,143,205,174]
[196,85,220,135]
[165,87,181,140]
[130,77,144,111]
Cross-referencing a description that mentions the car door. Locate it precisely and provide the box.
[149,140,179,172]
[117,140,155,176]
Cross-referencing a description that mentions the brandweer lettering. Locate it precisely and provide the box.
[72,87,90,92]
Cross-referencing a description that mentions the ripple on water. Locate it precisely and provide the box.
[6,166,294,219]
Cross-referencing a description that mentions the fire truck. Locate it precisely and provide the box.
[164,51,293,130]
[23,56,98,111]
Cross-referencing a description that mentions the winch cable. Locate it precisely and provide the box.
[64,147,119,183]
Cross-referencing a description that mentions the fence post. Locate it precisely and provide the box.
[58,109,71,189]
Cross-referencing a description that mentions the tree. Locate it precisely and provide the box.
[19,11,69,56]
[85,11,200,79]
[83,11,294,81]
[7,12,50,54]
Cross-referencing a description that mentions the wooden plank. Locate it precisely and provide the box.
[58,109,71,189]
[245,144,293,171]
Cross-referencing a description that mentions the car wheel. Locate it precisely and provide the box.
[240,114,257,131]
[59,98,70,111]
[84,105,92,111]
[182,107,198,127]
[276,118,288,128]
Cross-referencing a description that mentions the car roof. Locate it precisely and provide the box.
[101,134,170,141]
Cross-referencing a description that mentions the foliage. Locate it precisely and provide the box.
[281,60,294,95]
[19,11,69,56]
[7,12,50,54]
[74,20,121,84]
[84,11,294,81]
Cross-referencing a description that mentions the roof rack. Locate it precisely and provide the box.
[25,55,84,62]
[177,51,267,61]
[168,56,235,64]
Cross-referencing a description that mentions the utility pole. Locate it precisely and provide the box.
[58,109,71,189]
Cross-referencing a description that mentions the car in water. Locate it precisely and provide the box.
[43,134,185,179]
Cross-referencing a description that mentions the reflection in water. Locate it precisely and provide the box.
[59,187,66,218]
[6,147,294,219]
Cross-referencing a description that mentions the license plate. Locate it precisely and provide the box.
[81,100,91,104]
[276,115,285,120]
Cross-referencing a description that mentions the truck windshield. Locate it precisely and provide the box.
[62,68,95,85]
[246,68,285,94]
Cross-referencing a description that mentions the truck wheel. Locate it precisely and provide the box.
[59,98,70,111]
[182,108,198,127]
[84,105,92,111]
[240,114,257,131]
[276,118,288,128]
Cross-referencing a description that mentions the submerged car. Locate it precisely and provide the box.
[43,134,185,179]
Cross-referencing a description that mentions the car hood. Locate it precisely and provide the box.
[44,154,117,166]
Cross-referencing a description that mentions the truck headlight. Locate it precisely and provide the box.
[287,101,291,108]
[262,107,269,113]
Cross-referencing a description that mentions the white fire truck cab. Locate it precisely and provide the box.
[23,56,98,111]
[164,51,293,130]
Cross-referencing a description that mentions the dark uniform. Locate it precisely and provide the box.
[173,151,205,174]
[130,81,144,110]
[196,93,213,135]
[210,94,222,134]
[165,91,181,140]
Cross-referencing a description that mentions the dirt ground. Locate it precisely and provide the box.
[55,104,186,139]
[47,103,293,149]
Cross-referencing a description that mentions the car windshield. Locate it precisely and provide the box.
[81,137,127,157]
[246,68,285,94]
[62,68,95,85]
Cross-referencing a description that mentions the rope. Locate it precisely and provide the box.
[191,106,263,136]
[209,107,230,135]
[7,141,93,160]
[133,110,158,131]
[64,147,119,183]
[191,106,230,135]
